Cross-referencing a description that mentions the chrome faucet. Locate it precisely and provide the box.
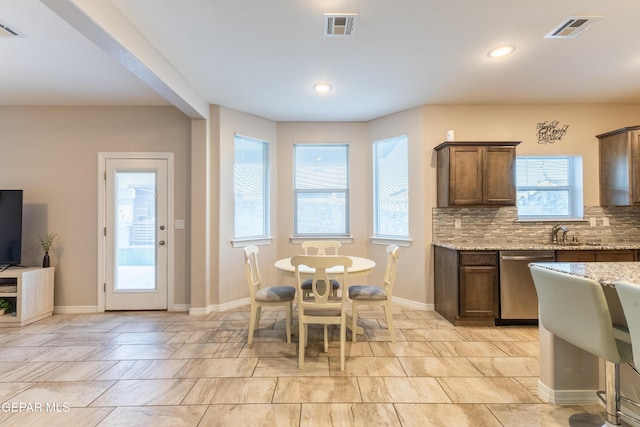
[552,224,569,243]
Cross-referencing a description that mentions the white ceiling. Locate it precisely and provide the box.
[2,0,640,121]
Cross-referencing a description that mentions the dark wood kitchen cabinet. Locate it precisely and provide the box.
[597,126,640,206]
[435,141,520,207]
[434,246,498,326]
[556,249,637,262]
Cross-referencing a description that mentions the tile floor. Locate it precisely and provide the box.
[0,303,613,426]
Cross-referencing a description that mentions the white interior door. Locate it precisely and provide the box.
[104,158,168,310]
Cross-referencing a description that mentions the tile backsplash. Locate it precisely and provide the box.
[432,206,640,243]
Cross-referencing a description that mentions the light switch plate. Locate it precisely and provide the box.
[454,218,461,228]
[175,220,185,229]
[602,217,609,226]
[589,217,596,227]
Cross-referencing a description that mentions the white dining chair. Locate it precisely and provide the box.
[300,240,342,298]
[243,245,296,345]
[348,245,399,343]
[291,254,352,371]
[529,265,633,426]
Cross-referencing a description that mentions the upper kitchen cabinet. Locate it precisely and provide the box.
[597,126,640,206]
[435,141,520,207]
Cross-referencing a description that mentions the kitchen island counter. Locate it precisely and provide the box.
[530,261,640,287]
[528,261,640,408]
[432,241,640,251]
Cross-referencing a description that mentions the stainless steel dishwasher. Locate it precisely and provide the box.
[498,250,555,324]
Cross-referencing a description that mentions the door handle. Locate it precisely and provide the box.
[159,240,166,246]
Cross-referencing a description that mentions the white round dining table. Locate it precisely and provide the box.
[274,256,375,277]
[274,255,375,336]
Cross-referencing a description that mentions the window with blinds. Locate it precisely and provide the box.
[294,144,349,236]
[373,135,409,237]
[234,134,269,239]
[516,155,583,219]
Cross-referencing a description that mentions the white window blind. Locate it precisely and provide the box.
[516,156,583,219]
[234,134,269,239]
[294,144,349,236]
[373,135,409,237]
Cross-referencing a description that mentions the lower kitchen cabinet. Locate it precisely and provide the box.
[435,246,639,327]
[556,250,637,262]
[434,246,498,326]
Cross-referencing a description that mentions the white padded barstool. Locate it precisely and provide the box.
[613,280,640,425]
[529,266,633,426]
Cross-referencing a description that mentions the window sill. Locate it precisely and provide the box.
[289,236,354,244]
[370,236,412,247]
[231,237,273,248]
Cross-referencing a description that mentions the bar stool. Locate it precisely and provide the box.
[613,280,640,425]
[529,266,633,426]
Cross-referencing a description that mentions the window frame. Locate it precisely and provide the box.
[233,134,270,243]
[293,143,350,237]
[372,134,410,239]
[516,155,584,221]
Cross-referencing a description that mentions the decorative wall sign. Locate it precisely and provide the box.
[536,120,569,144]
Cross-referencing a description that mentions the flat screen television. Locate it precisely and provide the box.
[0,190,23,267]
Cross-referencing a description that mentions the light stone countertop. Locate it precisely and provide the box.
[529,262,640,287]
[432,241,640,251]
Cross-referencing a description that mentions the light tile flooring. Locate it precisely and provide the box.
[0,303,612,426]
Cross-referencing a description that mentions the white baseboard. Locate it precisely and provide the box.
[56,305,191,314]
[189,297,251,316]
[169,304,190,312]
[53,305,99,314]
[56,298,431,316]
[392,296,432,311]
[537,380,600,405]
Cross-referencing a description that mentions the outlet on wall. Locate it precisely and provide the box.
[589,217,596,227]
[454,218,461,228]
[602,217,610,226]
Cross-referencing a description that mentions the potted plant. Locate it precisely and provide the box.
[0,298,10,316]
[38,232,57,268]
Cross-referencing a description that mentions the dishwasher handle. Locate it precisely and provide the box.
[500,255,555,261]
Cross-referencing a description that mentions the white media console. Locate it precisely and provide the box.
[0,267,54,326]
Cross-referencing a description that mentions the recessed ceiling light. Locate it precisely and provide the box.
[313,83,332,93]
[487,45,515,58]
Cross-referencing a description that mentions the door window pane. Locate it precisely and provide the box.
[115,172,156,290]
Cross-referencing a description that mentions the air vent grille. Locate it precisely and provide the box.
[0,22,20,38]
[324,13,357,37]
[545,16,601,38]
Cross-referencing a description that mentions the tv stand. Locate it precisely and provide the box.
[0,267,54,326]
[0,264,28,272]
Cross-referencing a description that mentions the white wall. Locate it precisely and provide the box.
[422,104,640,306]
[0,106,191,309]
[215,107,278,305]
[4,103,640,311]
[275,122,369,262]
[367,107,427,306]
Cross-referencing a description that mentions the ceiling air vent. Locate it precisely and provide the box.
[545,16,601,38]
[0,22,20,38]
[324,13,357,37]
